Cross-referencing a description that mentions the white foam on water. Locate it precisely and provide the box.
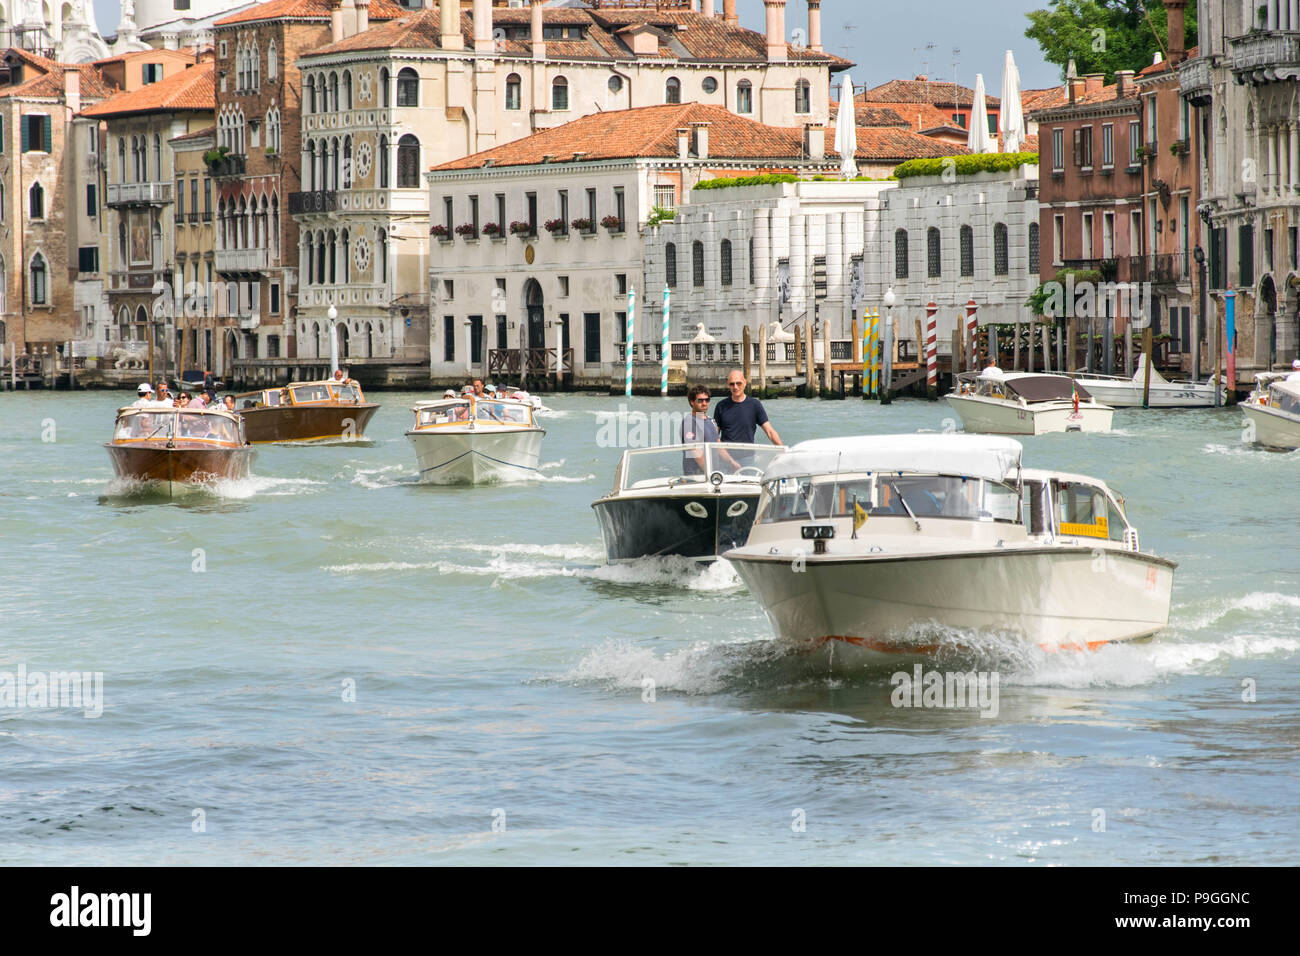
[457,542,604,562]
[1174,590,1300,632]
[350,464,408,490]
[1200,441,1296,460]
[563,638,763,695]
[210,475,327,499]
[584,556,743,591]
[539,459,566,471]
[534,472,595,484]
[42,478,108,485]
[324,561,446,574]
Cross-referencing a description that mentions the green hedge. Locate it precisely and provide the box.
[893,152,1039,180]
[693,173,800,190]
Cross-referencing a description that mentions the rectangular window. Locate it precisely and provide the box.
[176,180,184,220]
[203,178,212,219]
[270,283,280,315]
[1053,215,1064,266]
[1101,124,1113,167]
[1102,212,1114,258]
[496,315,508,351]
[613,187,625,228]
[142,64,163,84]
[87,184,97,218]
[586,188,596,226]
[1080,126,1093,169]
[583,312,601,364]
[469,315,483,364]
[559,275,569,297]
[443,196,453,234]
[1265,227,1274,273]
[1081,212,1094,259]
[653,184,676,210]
[1290,226,1297,271]
[1052,128,1063,171]
[615,273,627,295]
[470,194,479,236]
[443,279,454,300]
[21,115,51,153]
[1130,210,1142,257]
[1129,121,1141,165]
[78,247,99,273]
[615,311,626,344]
[266,335,281,359]
[526,191,537,231]
[1239,223,1254,287]
[496,193,505,233]
[443,315,456,362]
[558,189,568,231]
[987,113,997,136]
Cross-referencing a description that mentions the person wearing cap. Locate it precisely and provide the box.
[442,389,457,399]
[133,383,155,406]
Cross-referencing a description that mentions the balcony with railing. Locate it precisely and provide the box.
[208,154,247,178]
[1229,31,1300,83]
[214,247,269,274]
[1060,257,1128,281]
[107,181,173,207]
[1178,54,1215,105]
[289,190,339,216]
[1128,252,1189,284]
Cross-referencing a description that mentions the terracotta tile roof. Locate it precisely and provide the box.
[859,78,1000,109]
[0,52,116,101]
[1020,86,1066,113]
[93,49,197,67]
[432,102,955,173]
[310,6,851,67]
[215,0,409,27]
[855,98,952,132]
[80,63,214,117]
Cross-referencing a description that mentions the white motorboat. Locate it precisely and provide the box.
[947,368,1113,435]
[1241,369,1300,450]
[1070,354,1222,408]
[406,395,545,483]
[591,442,784,562]
[725,434,1176,662]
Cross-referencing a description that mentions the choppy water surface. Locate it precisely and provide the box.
[1,390,1297,865]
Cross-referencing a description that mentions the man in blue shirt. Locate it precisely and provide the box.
[714,370,782,446]
[681,384,741,474]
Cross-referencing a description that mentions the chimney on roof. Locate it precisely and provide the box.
[803,121,824,160]
[1068,77,1085,103]
[1114,69,1135,98]
[474,0,492,51]
[702,0,715,17]
[356,0,369,32]
[677,127,690,161]
[723,0,738,26]
[691,121,710,159]
[1084,72,1104,93]
[807,0,822,53]
[1164,0,1186,65]
[338,0,357,38]
[915,74,927,82]
[531,0,545,60]
[441,0,464,50]
[64,68,80,114]
[332,0,344,42]
[765,0,786,62]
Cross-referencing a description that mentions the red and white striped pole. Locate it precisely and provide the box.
[925,301,938,397]
[965,299,978,370]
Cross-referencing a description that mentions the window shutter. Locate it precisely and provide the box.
[1073,128,1081,167]
[20,118,29,153]
[42,118,51,153]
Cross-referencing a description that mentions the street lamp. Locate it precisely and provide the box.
[327,303,339,376]
[881,286,896,404]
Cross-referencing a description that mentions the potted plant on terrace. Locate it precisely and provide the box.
[601,214,624,232]
[509,220,535,237]
[543,217,567,235]
[570,217,594,234]
[454,222,478,238]
[482,222,503,238]
[429,224,450,239]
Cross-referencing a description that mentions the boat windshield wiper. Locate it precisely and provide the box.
[887,480,922,531]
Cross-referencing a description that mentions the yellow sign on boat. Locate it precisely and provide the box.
[1060,516,1108,538]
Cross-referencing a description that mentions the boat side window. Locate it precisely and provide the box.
[759,477,818,523]
[1273,386,1300,415]
[872,475,1018,522]
[292,385,330,403]
[1054,481,1127,540]
[265,390,282,407]
[334,384,360,403]
[1023,480,1051,534]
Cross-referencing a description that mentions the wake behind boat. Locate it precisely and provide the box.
[591,442,784,562]
[1071,354,1222,408]
[725,434,1175,662]
[234,379,379,444]
[105,404,254,494]
[406,394,545,483]
[947,368,1113,434]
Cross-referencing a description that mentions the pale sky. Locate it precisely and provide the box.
[90,0,1062,91]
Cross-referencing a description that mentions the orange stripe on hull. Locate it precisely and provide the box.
[821,634,1111,654]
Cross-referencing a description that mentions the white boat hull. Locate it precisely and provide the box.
[728,546,1174,662]
[1073,378,1219,408]
[1241,403,1300,450]
[407,428,545,483]
[945,395,1113,435]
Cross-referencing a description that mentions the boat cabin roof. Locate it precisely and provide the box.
[114,403,239,422]
[764,434,1023,484]
[234,380,364,406]
[960,370,1093,402]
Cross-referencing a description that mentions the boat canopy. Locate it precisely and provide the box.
[763,434,1023,484]
[1269,378,1300,415]
[1004,374,1092,402]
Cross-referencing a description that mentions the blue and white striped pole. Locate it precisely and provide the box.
[661,285,670,397]
[625,287,635,396]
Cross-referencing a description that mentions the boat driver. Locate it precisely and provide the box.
[682,385,741,475]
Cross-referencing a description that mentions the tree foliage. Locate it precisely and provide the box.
[1024,0,1198,82]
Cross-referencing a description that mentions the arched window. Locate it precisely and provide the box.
[379,135,389,188]
[328,72,339,112]
[692,240,704,287]
[341,228,350,283]
[30,252,47,305]
[665,77,681,104]
[895,229,909,279]
[268,41,277,81]
[552,75,568,111]
[380,68,390,107]
[304,233,314,285]
[271,195,280,257]
[927,227,941,278]
[153,134,162,181]
[396,68,418,107]
[152,218,162,265]
[665,242,677,288]
[331,136,340,189]
[396,134,419,188]
[118,221,127,263]
[29,182,43,219]
[117,137,126,181]
[736,79,753,115]
[505,73,521,111]
[1028,222,1040,273]
[377,230,388,283]
[993,222,1009,276]
[316,230,326,283]
[343,136,352,188]
[960,224,974,277]
[795,79,811,114]
[720,239,733,286]
[343,71,352,110]
[305,75,315,113]
[328,229,337,284]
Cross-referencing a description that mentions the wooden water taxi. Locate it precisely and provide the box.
[105,405,253,492]
[234,378,379,443]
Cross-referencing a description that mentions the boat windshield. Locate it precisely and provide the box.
[1268,382,1300,416]
[114,411,239,443]
[333,384,362,403]
[416,401,472,426]
[176,412,239,442]
[758,473,1021,524]
[476,402,532,425]
[291,384,332,404]
[1053,480,1128,541]
[618,444,783,492]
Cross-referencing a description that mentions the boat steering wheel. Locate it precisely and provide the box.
[733,466,765,478]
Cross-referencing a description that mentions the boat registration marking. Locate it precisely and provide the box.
[1060,517,1108,539]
